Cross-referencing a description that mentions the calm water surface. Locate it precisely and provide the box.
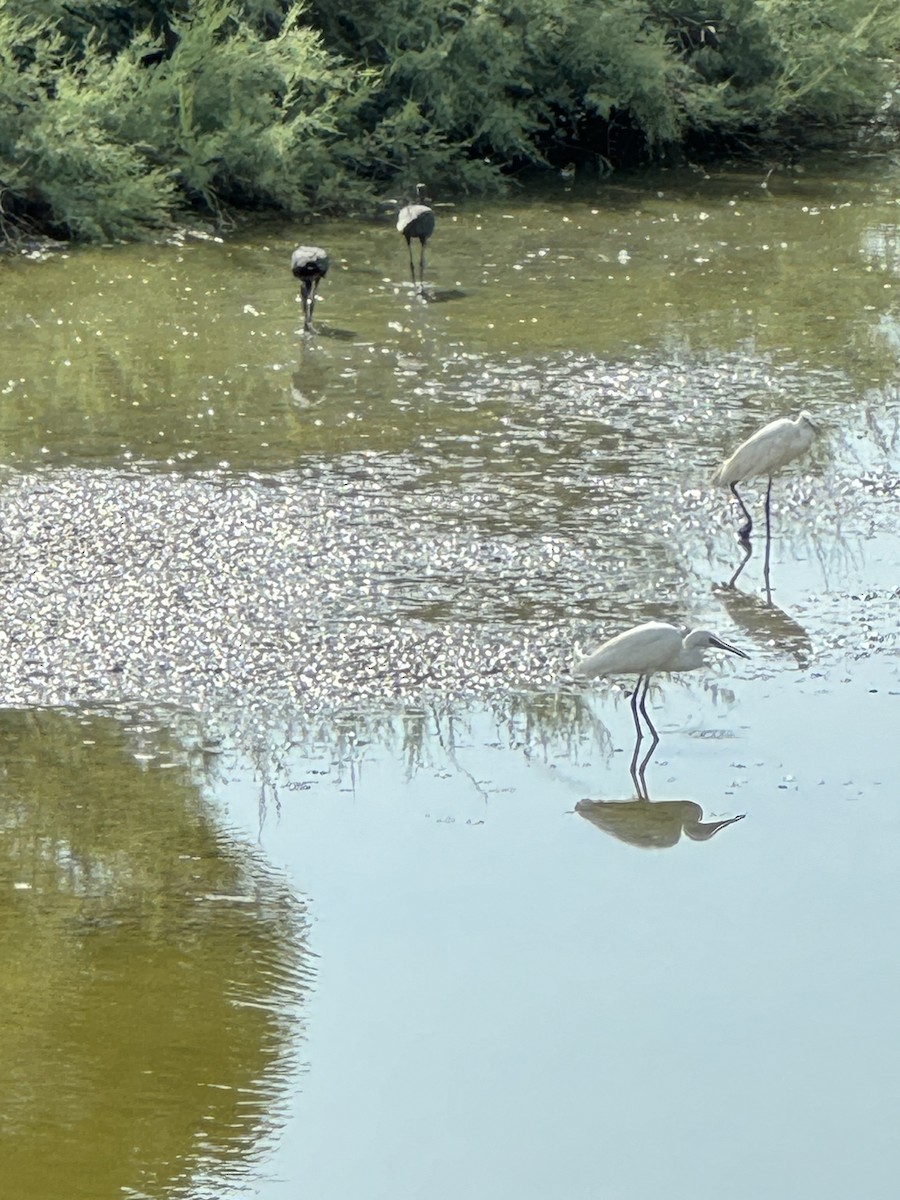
[1,157,899,1199]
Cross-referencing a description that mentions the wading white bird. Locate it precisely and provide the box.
[712,411,818,544]
[574,621,748,771]
[291,245,329,332]
[397,184,435,293]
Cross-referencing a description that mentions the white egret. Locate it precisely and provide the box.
[712,411,818,589]
[574,621,748,771]
[397,184,435,293]
[291,245,329,332]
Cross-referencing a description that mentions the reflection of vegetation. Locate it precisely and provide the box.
[2,2,899,239]
[0,709,310,1200]
[484,690,613,765]
[170,690,613,807]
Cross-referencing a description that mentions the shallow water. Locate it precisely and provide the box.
[1,155,899,1199]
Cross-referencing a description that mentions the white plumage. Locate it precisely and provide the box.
[574,621,746,679]
[574,621,748,770]
[712,410,819,588]
[712,411,817,486]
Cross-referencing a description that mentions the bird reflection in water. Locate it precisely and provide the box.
[575,752,745,850]
[289,354,333,407]
[714,584,813,669]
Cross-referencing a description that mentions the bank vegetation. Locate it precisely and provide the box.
[1,0,899,242]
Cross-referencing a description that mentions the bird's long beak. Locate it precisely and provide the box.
[686,813,746,841]
[709,635,749,659]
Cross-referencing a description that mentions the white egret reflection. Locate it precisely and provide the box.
[575,750,745,850]
[714,584,814,670]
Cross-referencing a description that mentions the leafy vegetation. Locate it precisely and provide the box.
[1,0,899,241]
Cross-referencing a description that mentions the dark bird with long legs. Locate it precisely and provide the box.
[291,245,329,333]
[397,184,435,294]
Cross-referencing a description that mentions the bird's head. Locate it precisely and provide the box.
[685,813,746,841]
[797,410,819,432]
[686,630,749,659]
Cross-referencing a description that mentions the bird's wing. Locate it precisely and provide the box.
[713,417,793,484]
[574,622,680,676]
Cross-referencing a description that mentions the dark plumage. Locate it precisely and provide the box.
[397,184,435,292]
[291,245,329,332]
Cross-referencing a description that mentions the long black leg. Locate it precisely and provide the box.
[630,744,650,800]
[419,239,427,293]
[727,538,753,588]
[407,237,417,288]
[637,735,655,784]
[763,475,773,601]
[637,676,659,763]
[730,482,753,542]
[634,679,654,797]
[629,674,645,778]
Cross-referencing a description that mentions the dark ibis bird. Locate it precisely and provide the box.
[291,245,329,332]
[397,184,435,293]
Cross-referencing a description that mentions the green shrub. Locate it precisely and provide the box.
[0,0,899,241]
